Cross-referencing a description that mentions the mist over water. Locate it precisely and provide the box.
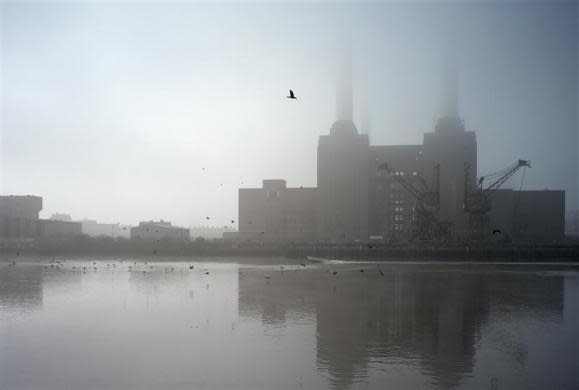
[1,258,578,390]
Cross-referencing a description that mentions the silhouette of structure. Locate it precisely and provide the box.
[0,195,81,239]
[0,195,42,239]
[238,180,317,243]
[566,209,579,238]
[130,220,190,241]
[238,49,566,244]
[50,213,72,222]
[79,219,127,238]
[190,226,234,240]
[38,219,82,238]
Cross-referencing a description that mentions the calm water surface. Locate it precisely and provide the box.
[1,257,578,390]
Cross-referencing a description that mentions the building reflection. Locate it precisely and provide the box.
[0,264,44,311]
[314,270,491,389]
[128,267,191,296]
[238,268,318,326]
[238,265,565,389]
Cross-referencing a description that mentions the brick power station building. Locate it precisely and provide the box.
[238,59,565,244]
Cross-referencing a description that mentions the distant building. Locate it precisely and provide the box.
[422,116,477,237]
[38,219,82,238]
[50,213,72,222]
[239,180,317,243]
[79,219,127,238]
[190,226,234,240]
[222,230,240,241]
[317,57,369,243]
[131,220,189,241]
[238,52,565,244]
[318,120,369,243]
[566,210,579,238]
[0,195,42,239]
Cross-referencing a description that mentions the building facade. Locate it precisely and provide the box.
[238,180,317,243]
[38,219,82,238]
[317,120,369,242]
[80,219,125,238]
[0,196,42,239]
[368,145,425,241]
[131,220,190,241]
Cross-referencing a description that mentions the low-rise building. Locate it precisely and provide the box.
[0,195,42,239]
[50,213,72,222]
[238,179,317,243]
[130,220,189,241]
[80,219,127,238]
[190,226,233,240]
[565,210,579,239]
[38,219,82,238]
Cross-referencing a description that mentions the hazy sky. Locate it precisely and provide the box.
[1,1,577,227]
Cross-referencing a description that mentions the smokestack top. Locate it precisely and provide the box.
[330,47,358,137]
[336,53,353,122]
[442,38,460,119]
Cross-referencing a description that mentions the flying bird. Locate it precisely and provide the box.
[286,89,297,99]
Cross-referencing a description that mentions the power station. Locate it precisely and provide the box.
[238,56,565,244]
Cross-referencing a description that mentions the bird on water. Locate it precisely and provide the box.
[286,89,297,99]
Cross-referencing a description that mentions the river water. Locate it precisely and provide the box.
[1,257,578,390]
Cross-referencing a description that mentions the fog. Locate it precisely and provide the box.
[1,1,577,228]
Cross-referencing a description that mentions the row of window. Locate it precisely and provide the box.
[392,171,419,177]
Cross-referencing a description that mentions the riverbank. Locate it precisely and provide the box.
[1,236,578,262]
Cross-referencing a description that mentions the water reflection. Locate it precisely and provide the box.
[0,264,43,311]
[0,260,576,390]
[237,264,570,389]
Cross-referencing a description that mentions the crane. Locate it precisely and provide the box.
[378,162,450,241]
[464,159,530,239]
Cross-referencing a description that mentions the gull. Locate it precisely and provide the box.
[286,89,297,99]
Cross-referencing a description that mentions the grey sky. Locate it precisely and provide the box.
[1,1,577,227]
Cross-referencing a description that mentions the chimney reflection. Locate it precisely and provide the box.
[237,265,565,389]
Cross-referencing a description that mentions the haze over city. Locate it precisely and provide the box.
[1,1,577,228]
[2,3,579,390]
